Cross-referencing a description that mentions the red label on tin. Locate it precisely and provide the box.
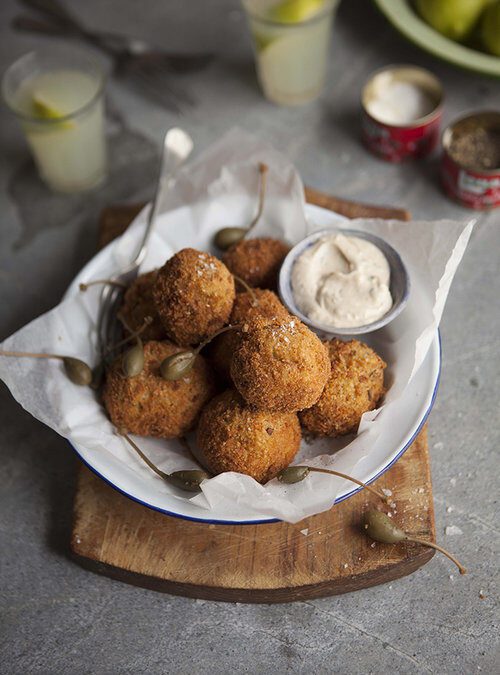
[362,111,441,163]
[441,153,500,210]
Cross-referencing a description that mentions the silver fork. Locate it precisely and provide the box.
[14,0,213,111]
[95,127,193,355]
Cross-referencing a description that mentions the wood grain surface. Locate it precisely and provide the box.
[72,429,434,602]
[71,189,435,602]
[97,187,410,249]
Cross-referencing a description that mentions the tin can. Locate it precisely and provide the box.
[441,111,500,210]
[361,65,443,162]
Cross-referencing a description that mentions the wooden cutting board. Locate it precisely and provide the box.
[71,190,435,603]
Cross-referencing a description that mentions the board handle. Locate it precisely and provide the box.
[98,189,410,250]
[304,187,410,221]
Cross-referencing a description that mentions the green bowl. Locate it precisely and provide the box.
[374,0,500,78]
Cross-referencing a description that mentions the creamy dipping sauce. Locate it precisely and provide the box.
[291,233,393,329]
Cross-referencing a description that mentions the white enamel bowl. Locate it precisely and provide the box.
[64,203,440,525]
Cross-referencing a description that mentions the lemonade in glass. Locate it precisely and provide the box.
[3,49,107,193]
[243,0,339,105]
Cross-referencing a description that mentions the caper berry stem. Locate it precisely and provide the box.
[195,323,241,355]
[363,510,467,576]
[0,350,65,360]
[160,325,241,381]
[104,316,153,356]
[213,162,269,250]
[79,279,128,292]
[405,536,467,575]
[119,430,209,492]
[233,275,258,305]
[0,350,93,386]
[245,162,268,236]
[119,430,169,480]
[117,311,135,336]
[308,467,389,503]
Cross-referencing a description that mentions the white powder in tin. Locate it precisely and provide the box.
[367,80,435,126]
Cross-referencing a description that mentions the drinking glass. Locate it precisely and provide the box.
[2,48,108,193]
[243,0,339,106]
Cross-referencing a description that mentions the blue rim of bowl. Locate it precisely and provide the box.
[68,333,440,526]
[278,227,410,336]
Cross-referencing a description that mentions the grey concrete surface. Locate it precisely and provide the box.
[0,1,499,673]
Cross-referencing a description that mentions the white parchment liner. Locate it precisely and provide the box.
[0,129,474,523]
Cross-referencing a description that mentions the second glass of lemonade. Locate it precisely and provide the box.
[2,48,107,193]
[243,0,339,106]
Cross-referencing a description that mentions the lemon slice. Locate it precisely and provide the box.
[32,92,75,129]
[269,0,325,23]
[253,30,276,52]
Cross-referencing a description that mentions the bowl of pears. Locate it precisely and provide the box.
[374,0,500,77]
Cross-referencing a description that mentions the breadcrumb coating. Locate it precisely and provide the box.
[153,248,235,346]
[209,289,290,380]
[103,341,218,438]
[196,389,301,482]
[231,318,331,412]
[119,270,166,341]
[299,338,386,436]
[223,237,290,289]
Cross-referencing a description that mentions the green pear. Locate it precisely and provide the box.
[415,0,490,40]
[269,0,325,23]
[481,0,500,55]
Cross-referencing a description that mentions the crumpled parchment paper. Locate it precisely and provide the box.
[0,129,474,523]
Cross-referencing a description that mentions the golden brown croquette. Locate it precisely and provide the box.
[119,270,166,341]
[299,339,386,437]
[222,237,290,289]
[196,389,301,482]
[153,248,235,346]
[230,318,331,412]
[208,288,290,380]
[103,341,218,438]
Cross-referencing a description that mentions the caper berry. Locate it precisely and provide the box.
[213,163,269,250]
[63,357,93,386]
[277,466,310,484]
[363,509,467,575]
[122,342,144,378]
[0,350,94,387]
[363,510,405,544]
[167,469,209,492]
[214,226,248,251]
[160,351,196,381]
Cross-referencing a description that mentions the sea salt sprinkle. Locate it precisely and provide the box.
[445,525,463,536]
[366,79,436,126]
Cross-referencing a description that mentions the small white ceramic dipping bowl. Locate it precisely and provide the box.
[278,227,410,336]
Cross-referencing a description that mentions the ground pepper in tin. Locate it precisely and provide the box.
[441,111,500,209]
[448,126,500,172]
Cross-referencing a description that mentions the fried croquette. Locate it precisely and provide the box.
[209,288,290,380]
[119,270,166,341]
[230,318,331,412]
[222,237,290,289]
[299,339,386,437]
[153,248,235,346]
[196,389,301,482]
[103,341,218,438]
